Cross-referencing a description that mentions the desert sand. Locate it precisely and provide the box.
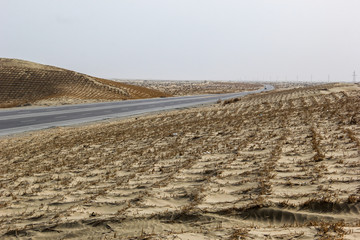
[0,83,359,239]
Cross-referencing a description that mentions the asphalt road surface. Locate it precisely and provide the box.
[0,85,274,136]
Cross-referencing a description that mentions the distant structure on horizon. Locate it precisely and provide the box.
[353,71,357,83]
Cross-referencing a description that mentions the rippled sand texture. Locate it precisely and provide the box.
[0,83,359,239]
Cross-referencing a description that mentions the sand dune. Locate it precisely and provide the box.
[118,79,263,96]
[0,83,359,239]
[0,58,170,108]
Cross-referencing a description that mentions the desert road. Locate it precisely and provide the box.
[0,85,274,136]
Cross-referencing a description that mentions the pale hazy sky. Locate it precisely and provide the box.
[1,0,360,82]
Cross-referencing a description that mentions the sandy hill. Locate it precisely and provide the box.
[0,58,170,108]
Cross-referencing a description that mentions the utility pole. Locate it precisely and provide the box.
[353,71,357,83]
